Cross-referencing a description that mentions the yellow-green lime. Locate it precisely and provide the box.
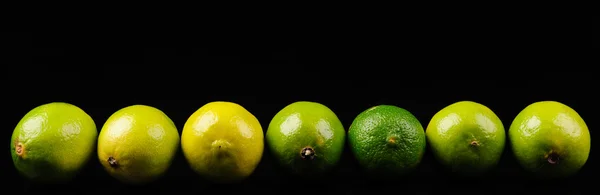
[97,105,180,185]
[509,101,590,179]
[426,101,506,176]
[11,102,98,183]
[266,101,345,177]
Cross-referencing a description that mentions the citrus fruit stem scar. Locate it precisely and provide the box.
[547,152,559,165]
[387,136,399,147]
[301,147,315,160]
[108,156,118,167]
[388,137,397,144]
[470,141,479,146]
[211,140,230,151]
[15,142,24,157]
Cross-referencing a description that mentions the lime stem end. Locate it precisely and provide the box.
[108,156,119,167]
[15,142,24,157]
[301,147,315,160]
[470,141,479,146]
[547,153,559,165]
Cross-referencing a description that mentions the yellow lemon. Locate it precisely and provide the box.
[181,101,264,183]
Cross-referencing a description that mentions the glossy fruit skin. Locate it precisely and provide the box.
[426,101,506,176]
[11,102,98,183]
[509,101,590,179]
[348,105,426,177]
[97,105,180,185]
[266,101,345,176]
[181,102,264,183]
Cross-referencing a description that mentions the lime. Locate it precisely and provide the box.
[426,101,506,176]
[348,105,426,178]
[509,101,590,178]
[11,102,98,183]
[266,101,345,177]
[97,105,180,184]
[181,101,264,183]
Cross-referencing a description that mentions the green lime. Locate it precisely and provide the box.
[348,105,426,178]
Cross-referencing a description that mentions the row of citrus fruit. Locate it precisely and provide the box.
[10,101,590,185]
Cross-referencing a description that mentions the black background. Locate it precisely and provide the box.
[3,32,596,195]
[595,16,599,48]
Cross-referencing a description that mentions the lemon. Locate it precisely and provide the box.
[181,101,264,183]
